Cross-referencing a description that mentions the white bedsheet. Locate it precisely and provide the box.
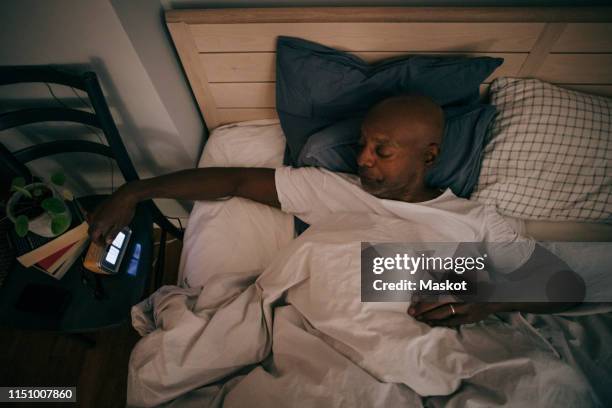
[129,213,610,407]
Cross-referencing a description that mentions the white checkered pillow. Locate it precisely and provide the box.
[472,78,611,223]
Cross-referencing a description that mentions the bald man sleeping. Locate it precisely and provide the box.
[88,94,582,326]
[357,94,444,202]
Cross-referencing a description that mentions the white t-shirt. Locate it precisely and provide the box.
[275,166,535,273]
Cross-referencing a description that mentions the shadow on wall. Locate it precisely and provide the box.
[89,57,195,177]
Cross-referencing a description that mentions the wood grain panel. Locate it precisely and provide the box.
[167,22,220,128]
[536,54,612,83]
[552,23,612,52]
[167,7,612,24]
[201,52,526,83]
[190,23,544,52]
[217,108,278,125]
[210,83,275,108]
[200,53,276,83]
[517,22,567,77]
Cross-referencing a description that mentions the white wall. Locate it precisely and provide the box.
[0,0,204,224]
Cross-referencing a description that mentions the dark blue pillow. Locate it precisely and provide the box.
[427,104,497,197]
[276,36,503,165]
[297,117,362,172]
[297,104,497,198]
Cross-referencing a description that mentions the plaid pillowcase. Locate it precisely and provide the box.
[472,78,611,223]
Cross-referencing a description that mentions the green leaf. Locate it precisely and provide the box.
[33,188,43,197]
[11,185,32,199]
[51,171,65,186]
[15,215,29,237]
[51,214,70,235]
[41,197,66,214]
[11,177,26,188]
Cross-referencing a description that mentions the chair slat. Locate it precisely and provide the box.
[14,140,114,164]
[0,66,87,91]
[0,108,100,131]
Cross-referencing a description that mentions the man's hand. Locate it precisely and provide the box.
[408,299,581,327]
[87,187,137,246]
[408,300,505,327]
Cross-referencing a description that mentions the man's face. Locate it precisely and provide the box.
[357,122,426,200]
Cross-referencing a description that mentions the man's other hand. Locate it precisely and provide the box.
[408,300,505,327]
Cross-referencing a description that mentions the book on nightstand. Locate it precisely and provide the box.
[10,199,90,280]
[15,221,90,280]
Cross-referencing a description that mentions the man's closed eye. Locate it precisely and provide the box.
[376,147,393,158]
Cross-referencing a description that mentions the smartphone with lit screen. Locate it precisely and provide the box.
[99,227,132,274]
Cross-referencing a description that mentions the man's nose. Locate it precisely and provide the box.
[357,146,375,168]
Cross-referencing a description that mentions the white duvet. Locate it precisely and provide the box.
[128,213,609,407]
[127,120,612,407]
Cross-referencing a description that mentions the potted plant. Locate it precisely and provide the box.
[5,172,73,238]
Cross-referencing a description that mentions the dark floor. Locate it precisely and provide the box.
[0,228,183,407]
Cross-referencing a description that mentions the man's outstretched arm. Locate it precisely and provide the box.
[87,167,278,245]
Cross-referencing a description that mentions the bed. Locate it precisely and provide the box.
[127,7,612,407]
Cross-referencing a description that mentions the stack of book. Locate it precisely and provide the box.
[15,221,89,279]
[11,199,90,280]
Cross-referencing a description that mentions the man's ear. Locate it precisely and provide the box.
[424,143,440,167]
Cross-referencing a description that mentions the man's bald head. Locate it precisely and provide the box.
[357,94,445,202]
[363,94,444,148]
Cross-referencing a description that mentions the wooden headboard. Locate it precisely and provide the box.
[165,7,612,131]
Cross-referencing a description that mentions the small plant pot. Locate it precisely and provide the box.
[6,182,72,238]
